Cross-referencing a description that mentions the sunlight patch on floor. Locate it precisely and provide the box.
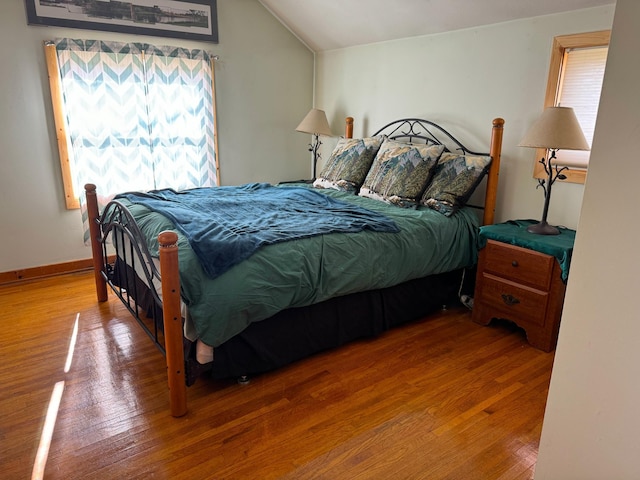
[31,313,79,480]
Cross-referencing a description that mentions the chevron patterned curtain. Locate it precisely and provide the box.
[144,44,218,190]
[53,39,218,241]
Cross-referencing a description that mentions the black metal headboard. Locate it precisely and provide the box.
[372,118,489,157]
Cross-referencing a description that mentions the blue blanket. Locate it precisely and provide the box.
[118,183,399,279]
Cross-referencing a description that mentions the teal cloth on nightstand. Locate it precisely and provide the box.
[478,220,576,282]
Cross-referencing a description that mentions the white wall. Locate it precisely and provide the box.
[0,0,313,272]
[314,6,615,227]
[535,0,640,477]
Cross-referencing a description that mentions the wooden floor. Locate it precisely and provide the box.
[1,271,554,480]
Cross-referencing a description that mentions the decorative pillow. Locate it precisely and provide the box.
[313,135,386,193]
[358,139,444,208]
[421,152,492,216]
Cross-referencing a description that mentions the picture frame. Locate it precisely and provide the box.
[24,0,218,43]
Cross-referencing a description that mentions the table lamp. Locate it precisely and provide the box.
[518,106,590,235]
[296,108,333,179]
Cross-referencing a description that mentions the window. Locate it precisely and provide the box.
[45,39,220,210]
[536,30,610,184]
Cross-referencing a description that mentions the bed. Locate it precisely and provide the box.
[85,116,504,416]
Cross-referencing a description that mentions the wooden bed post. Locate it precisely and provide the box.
[84,184,108,302]
[345,117,354,139]
[158,231,188,417]
[483,118,505,226]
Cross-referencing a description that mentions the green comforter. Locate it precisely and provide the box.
[121,185,480,347]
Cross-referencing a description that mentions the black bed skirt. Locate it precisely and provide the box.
[209,269,464,379]
[110,258,466,381]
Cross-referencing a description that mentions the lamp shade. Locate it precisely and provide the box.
[518,106,590,151]
[295,108,333,136]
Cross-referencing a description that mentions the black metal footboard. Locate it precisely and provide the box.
[98,200,166,355]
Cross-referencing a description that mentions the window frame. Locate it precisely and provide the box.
[535,30,610,185]
[45,43,77,208]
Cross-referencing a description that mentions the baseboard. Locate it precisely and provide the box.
[0,258,95,285]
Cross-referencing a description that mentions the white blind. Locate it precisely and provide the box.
[555,46,608,168]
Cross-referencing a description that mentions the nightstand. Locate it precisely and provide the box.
[472,220,575,352]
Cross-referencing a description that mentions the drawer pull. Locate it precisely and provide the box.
[501,294,520,306]
[511,260,519,267]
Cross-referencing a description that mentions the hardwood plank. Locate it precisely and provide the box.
[0,272,554,479]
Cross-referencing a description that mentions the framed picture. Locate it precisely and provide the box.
[24,0,218,43]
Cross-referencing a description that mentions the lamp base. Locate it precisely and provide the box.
[526,221,559,235]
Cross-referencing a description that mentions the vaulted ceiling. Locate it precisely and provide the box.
[258,0,614,52]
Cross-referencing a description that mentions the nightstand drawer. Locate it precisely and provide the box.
[482,240,554,290]
[479,273,549,327]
